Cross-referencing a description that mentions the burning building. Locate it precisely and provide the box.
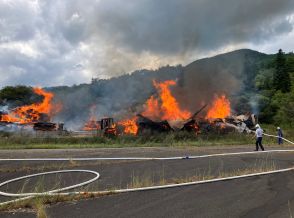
[114,80,256,135]
[0,88,62,132]
[0,78,256,136]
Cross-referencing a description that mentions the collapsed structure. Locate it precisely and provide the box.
[0,80,257,137]
[136,111,256,135]
[115,80,257,136]
[0,88,64,133]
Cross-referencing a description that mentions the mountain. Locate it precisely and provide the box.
[177,49,268,111]
[49,49,275,129]
[3,49,292,128]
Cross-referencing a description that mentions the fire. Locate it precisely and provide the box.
[83,118,100,131]
[0,87,59,124]
[142,80,191,121]
[83,105,100,131]
[206,95,231,119]
[13,88,54,123]
[0,114,19,123]
[118,117,138,135]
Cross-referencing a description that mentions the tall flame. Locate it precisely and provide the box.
[142,80,191,121]
[0,87,59,124]
[206,95,231,119]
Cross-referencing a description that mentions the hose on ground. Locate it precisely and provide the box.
[0,149,293,206]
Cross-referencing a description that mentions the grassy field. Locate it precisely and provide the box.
[0,125,293,149]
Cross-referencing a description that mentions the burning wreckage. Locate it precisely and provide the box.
[82,80,257,136]
[0,88,64,133]
[0,80,257,137]
[134,110,256,135]
[122,81,256,135]
[81,112,256,137]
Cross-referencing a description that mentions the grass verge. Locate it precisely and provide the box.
[128,159,278,188]
[0,129,293,149]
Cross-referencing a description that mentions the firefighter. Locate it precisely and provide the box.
[277,127,283,145]
[254,124,265,151]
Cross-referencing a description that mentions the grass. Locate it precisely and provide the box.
[129,171,155,188]
[128,159,278,188]
[1,130,292,149]
[1,123,294,150]
[0,169,111,214]
[0,192,112,213]
[35,198,47,218]
[261,124,294,142]
[0,124,293,149]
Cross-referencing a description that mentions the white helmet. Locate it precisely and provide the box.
[277,127,280,130]
[255,124,260,128]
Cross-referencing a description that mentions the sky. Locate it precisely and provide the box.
[0,0,294,88]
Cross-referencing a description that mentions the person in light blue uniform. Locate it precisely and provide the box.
[277,127,283,145]
[254,124,264,151]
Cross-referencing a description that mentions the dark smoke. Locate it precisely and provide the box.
[0,0,293,87]
[52,66,183,130]
[51,49,264,130]
[93,0,294,55]
[174,50,248,113]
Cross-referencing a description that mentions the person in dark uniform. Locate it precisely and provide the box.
[254,124,264,151]
[277,127,283,145]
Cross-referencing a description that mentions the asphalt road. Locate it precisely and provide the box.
[46,171,294,218]
[0,146,293,217]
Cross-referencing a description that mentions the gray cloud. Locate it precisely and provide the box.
[0,0,293,87]
[93,0,294,54]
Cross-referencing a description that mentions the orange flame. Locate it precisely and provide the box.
[83,118,100,131]
[0,87,59,124]
[142,80,191,121]
[118,117,138,135]
[0,114,19,123]
[206,95,231,119]
[83,105,100,131]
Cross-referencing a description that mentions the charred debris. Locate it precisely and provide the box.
[1,106,256,137]
[136,105,256,136]
[0,111,65,133]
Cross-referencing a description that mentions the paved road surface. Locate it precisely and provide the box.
[47,171,294,218]
[0,147,293,217]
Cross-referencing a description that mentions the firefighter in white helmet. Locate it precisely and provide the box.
[277,127,283,145]
[254,124,264,151]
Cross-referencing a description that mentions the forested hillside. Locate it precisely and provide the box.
[1,49,293,127]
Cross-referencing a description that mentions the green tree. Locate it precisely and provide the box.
[273,49,291,93]
[255,68,274,90]
[272,90,294,127]
[0,86,39,108]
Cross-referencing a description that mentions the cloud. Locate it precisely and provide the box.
[0,0,293,87]
[93,0,294,53]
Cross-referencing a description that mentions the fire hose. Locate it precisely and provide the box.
[0,149,294,206]
[248,130,294,144]
[263,133,294,145]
